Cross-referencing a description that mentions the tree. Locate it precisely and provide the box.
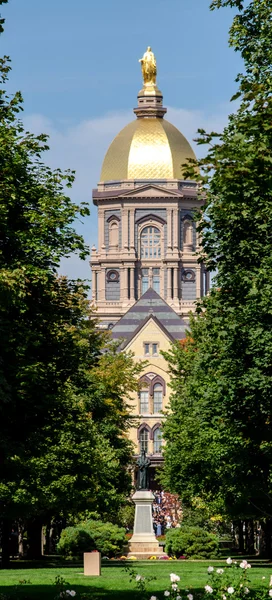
[161,0,272,552]
[0,55,142,565]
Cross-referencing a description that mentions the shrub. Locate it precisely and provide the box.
[57,519,126,558]
[57,527,94,557]
[165,526,219,559]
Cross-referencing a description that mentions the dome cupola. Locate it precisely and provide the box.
[100,47,196,182]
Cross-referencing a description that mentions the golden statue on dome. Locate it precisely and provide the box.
[139,46,157,86]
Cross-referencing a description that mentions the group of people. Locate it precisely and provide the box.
[152,490,182,536]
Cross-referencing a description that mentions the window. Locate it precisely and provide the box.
[142,268,149,294]
[153,428,162,453]
[152,268,160,294]
[152,343,158,356]
[144,343,150,355]
[140,226,161,259]
[107,270,119,282]
[139,428,149,453]
[144,343,159,356]
[140,390,149,413]
[153,383,163,413]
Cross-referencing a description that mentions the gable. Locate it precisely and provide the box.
[121,184,182,199]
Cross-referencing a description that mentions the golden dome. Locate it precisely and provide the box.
[100,117,196,182]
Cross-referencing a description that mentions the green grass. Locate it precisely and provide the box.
[0,559,271,600]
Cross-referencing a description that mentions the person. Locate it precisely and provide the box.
[139,46,157,86]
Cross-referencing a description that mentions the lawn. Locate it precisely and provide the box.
[0,559,271,600]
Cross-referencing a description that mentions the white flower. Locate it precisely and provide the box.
[136,574,144,582]
[150,597,157,600]
[240,560,251,569]
[205,585,213,594]
[227,588,234,594]
[170,573,180,583]
[208,566,214,573]
[217,569,224,574]
[223,596,227,600]
[269,591,272,598]
[172,584,178,591]
[226,558,233,565]
[263,577,266,580]
[188,594,194,600]
[177,597,182,600]
[244,588,249,594]
[270,576,272,587]
[164,592,170,597]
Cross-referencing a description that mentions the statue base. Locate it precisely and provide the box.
[127,490,166,559]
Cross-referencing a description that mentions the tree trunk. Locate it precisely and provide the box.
[245,519,254,554]
[26,518,43,560]
[1,520,11,569]
[238,520,244,552]
[18,520,25,558]
[261,519,272,558]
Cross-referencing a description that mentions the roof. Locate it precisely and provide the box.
[111,288,187,346]
[100,118,196,182]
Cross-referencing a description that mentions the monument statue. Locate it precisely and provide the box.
[136,449,151,490]
[139,46,157,86]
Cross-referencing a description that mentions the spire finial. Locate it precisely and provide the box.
[139,46,157,89]
[134,46,167,119]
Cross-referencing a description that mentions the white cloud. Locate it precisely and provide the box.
[24,102,232,285]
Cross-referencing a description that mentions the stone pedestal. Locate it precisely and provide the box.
[84,551,101,576]
[128,490,166,559]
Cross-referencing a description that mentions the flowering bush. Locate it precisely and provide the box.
[202,557,270,600]
[125,556,272,600]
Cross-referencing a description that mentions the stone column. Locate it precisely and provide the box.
[100,268,106,302]
[98,209,105,252]
[196,266,201,299]
[125,267,129,300]
[173,208,179,249]
[167,208,172,249]
[173,267,179,301]
[122,209,129,250]
[167,267,172,300]
[130,267,135,301]
[130,209,135,249]
[92,270,97,302]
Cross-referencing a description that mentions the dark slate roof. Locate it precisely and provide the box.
[111,288,187,345]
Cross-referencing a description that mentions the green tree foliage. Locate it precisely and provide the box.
[0,0,8,34]
[161,0,272,532]
[0,54,142,563]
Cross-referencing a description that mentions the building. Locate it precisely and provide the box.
[90,47,208,485]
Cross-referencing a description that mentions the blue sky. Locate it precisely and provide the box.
[2,0,243,282]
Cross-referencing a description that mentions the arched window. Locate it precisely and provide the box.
[153,428,162,453]
[153,383,163,413]
[140,226,161,259]
[139,428,149,453]
[139,389,149,413]
[109,221,119,248]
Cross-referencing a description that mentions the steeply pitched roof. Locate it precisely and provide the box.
[111,288,187,345]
